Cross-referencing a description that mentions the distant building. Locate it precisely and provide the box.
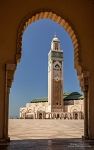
[20,92,84,119]
[20,36,84,119]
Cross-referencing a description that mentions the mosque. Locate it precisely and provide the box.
[20,36,84,119]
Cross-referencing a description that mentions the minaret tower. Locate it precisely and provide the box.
[48,35,63,112]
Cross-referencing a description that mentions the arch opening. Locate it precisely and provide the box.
[16,11,82,76]
[7,11,85,140]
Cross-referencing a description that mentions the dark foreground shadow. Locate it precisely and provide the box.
[0,138,94,150]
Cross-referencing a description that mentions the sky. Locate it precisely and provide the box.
[9,19,81,117]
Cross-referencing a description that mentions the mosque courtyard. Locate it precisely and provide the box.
[1,119,94,150]
[8,119,84,140]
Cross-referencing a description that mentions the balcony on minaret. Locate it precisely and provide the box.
[51,35,61,51]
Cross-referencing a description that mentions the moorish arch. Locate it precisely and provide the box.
[4,11,89,141]
[15,11,88,138]
[16,11,82,76]
[15,12,88,108]
[70,105,81,113]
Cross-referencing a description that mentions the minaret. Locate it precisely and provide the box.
[48,35,63,112]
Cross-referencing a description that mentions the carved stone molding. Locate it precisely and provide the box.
[78,71,89,92]
[16,11,82,76]
[6,64,16,89]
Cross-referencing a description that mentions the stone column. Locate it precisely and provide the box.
[34,113,36,119]
[80,71,89,139]
[0,64,16,142]
[78,112,81,119]
[37,112,39,119]
[4,86,10,141]
[49,113,51,119]
[36,112,37,119]
[88,71,94,139]
[0,64,6,141]
[42,112,44,119]
[48,113,50,119]
[71,112,74,119]
[4,64,16,141]
[77,112,79,119]
[44,112,46,119]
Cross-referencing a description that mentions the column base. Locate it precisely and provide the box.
[82,135,89,140]
[0,137,10,143]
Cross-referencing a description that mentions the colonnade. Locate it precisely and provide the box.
[20,111,84,120]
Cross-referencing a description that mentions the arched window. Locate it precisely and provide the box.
[54,42,58,50]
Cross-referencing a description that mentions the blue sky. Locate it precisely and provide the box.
[9,19,81,117]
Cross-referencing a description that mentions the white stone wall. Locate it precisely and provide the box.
[20,99,84,119]
[65,99,84,113]
[20,102,49,117]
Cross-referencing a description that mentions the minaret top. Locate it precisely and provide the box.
[52,34,60,42]
[51,35,61,51]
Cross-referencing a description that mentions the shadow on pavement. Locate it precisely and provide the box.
[0,138,94,150]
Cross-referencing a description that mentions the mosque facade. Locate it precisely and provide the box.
[20,36,84,119]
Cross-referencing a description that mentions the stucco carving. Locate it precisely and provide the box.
[6,64,16,89]
[78,71,89,92]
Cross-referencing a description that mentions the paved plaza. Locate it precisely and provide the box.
[0,119,94,149]
[8,119,84,140]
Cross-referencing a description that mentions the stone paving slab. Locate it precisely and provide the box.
[0,119,94,150]
[8,119,84,140]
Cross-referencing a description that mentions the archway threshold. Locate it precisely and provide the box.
[0,138,94,150]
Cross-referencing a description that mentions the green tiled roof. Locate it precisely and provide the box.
[64,92,84,100]
[30,92,84,103]
[31,97,48,103]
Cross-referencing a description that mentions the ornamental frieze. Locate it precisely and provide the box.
[51,51,63,59]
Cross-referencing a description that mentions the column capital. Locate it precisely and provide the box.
[5,63,16,89]
[78,70,89,92]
